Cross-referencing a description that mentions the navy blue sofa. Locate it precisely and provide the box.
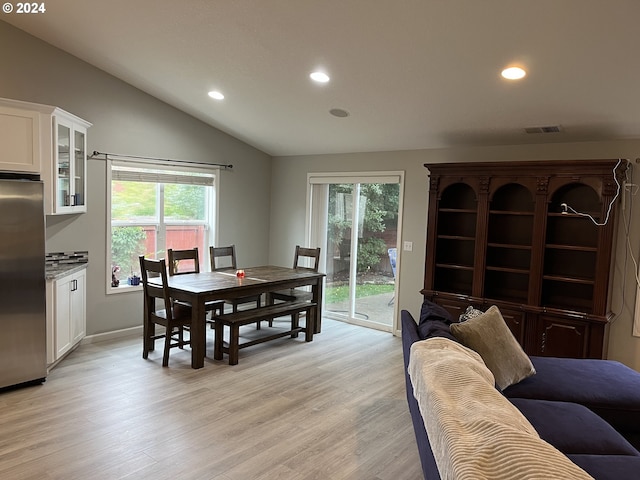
[402,304,640,480]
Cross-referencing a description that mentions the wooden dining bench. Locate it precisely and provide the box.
[212,301,317,365]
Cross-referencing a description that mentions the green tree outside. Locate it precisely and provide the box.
[111,226,146,277]
[328,183,399,273]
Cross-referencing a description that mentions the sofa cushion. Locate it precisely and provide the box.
[417,299,459,343]
[510,398,640,456]
[503,356,640,436]
[417,318,460,342]
[450,305,536,390]
[418,298,453,324]
[567,454,640,480]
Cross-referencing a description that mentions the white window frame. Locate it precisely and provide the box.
[106,159,219,294]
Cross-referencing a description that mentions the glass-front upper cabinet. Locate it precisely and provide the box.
[0,98,91,214]
[51,111,90,214]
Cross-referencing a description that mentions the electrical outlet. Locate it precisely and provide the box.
[403,241,413,252]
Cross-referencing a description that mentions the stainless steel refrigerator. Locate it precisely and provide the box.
[0,175,46,389]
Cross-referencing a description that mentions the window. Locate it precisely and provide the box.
[107,160,217,292]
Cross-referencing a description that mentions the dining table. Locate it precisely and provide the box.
[152,265,325,368]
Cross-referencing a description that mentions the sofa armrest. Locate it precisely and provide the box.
[401,310,440,480]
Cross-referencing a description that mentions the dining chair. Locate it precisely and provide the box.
[268,245,321,326]
[209,245,238,271]
[167,247,224,324]
[139,255,192,367]
[209,245,263,326]
[167,247,201,275]
[271,246,321,301]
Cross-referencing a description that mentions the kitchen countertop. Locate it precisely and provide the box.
[46,262,88,280]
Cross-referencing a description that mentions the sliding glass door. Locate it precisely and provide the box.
[308,173,403,332]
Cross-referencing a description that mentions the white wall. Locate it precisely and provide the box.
[0,21,272,335]
[271,143,640,370]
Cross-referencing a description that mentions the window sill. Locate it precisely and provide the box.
[107,283,142,295]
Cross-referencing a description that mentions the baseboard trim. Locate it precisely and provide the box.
[82,326,142,344]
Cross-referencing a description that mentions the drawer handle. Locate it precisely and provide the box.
[546,323,581,335]
[542,324,581,353]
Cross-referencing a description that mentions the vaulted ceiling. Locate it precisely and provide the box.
[4,1,640,156]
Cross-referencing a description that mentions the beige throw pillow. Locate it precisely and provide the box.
[450,305,535,390]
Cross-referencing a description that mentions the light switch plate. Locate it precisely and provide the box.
[403,241,413,251]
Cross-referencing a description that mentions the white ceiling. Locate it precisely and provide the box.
[4,0,640,156]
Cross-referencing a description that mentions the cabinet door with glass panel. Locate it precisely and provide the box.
[52,112,89,214]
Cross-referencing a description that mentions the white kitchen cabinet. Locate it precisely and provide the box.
[46,268,87,366]
[0,97,91,214]
[0,103,44,173]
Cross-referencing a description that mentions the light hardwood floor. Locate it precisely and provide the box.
[0,319,423,480]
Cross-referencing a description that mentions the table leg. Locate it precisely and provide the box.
[191,299,205,369]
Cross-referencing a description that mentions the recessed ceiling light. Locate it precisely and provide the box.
[501,66,527,80]
[310,71,330,83]
[208,90,225,100]
[329,108,349,118]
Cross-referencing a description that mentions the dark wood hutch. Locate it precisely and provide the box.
[421,159,628,359]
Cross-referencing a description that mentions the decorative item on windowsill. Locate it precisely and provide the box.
[128,273,141,286]
[111,265,121,287]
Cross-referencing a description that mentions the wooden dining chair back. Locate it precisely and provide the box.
[271,246,321,302]
[293,246,321,273]
[167,247,200,275]
[139,255,192,367]
[268,246,321,326]
[209,245,262,325]
[167,247,224,325]
[209,245,237,271]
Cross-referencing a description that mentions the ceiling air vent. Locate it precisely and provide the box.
[524,125,562,134]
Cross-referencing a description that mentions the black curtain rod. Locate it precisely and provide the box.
[89,151,233,169]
